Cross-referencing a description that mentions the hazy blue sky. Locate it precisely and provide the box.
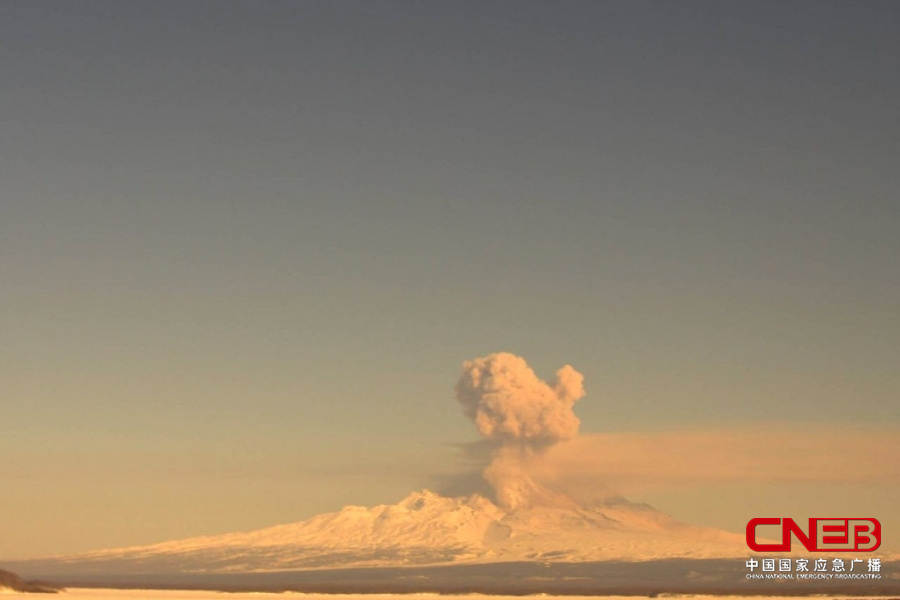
[2,1,898,558]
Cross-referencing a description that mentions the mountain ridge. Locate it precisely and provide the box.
[20,489,747,575]
[0,568,62,593]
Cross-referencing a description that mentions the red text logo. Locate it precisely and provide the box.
[746,518,881,552]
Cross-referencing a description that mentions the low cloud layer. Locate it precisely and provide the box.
[531,425,900,500]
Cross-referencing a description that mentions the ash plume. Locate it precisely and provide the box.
[455,352,585,510]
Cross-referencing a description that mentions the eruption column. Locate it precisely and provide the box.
[455,352,586,509]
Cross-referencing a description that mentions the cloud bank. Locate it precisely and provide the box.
[532,425,900,499]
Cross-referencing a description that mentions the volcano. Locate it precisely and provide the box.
[16,489,746,577]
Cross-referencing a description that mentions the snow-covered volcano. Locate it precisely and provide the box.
[33,490,746,575]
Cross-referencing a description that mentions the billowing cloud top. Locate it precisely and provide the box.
[455,352,585,444]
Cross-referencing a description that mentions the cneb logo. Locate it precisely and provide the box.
[747,518,881,552]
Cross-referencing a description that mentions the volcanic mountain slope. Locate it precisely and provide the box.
[27,490,746,575]
[0,568,61,593]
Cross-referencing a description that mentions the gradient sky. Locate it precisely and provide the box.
[2,0,898,559]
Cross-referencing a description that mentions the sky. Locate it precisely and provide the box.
[1,0,898,560]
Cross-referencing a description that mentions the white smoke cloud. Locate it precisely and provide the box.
[455,352,586,509]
